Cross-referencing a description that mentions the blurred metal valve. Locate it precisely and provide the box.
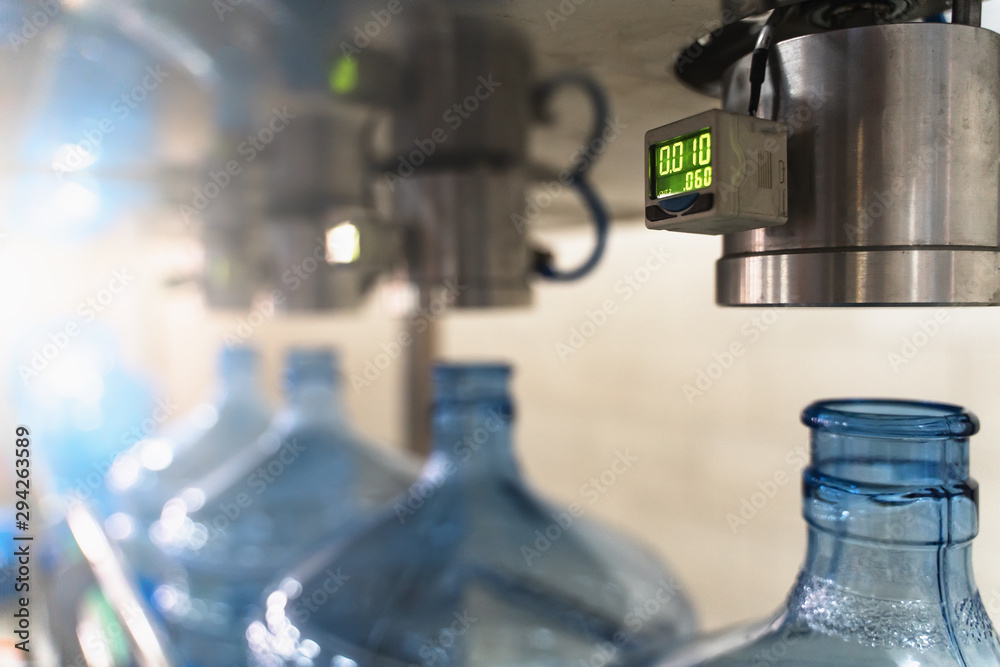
[330,3,612,308]
[199,100,397,311]
[660,1,1000,306]
[328,3,613,453]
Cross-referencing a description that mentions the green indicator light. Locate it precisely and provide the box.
[330,56,359,95]
[649,127,713,199]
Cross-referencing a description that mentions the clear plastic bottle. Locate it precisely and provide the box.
[655,399,1000,667]
[39,502,176,667]
[247,362,695,667]
[153,347,416,667]
[108,345,272,598]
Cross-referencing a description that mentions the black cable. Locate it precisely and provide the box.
[533,72,612,180]
[531,72,612,282]
[748,6,790,117]
[535,174,609,282]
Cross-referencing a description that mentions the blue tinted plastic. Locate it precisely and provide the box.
[0,511,14,604]
[37,504,179,665]
[247,363,695,666]
[653,399,1000,666]
[14,327,155,517]
[109,346,273,595]
[151,347,415,667]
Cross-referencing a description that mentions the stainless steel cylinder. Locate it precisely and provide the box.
[264,217,367,311]
[396,169,532,308]
[260,103,373,311]
[392,10,533,165]
[202,145,271,309]
[266,103,368,217]
[718,23,1000,306]
[385,8,535,308]
[380,8,535,456]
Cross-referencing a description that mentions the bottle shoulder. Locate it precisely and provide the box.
[249,472,693,666]
[150,418,412,567]
[655,573,1000,666]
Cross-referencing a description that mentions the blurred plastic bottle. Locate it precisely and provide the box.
[107,346,272,598]
[247,362,695,667]
[654,399,1000,667]
[38,501,176,667]
[153,347,416,666]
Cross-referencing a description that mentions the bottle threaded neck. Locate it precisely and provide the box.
[802,399,977,487]
[802,399,978,440]
[219,345,260,382]
[432,363,511,407]
[428,363,516,475]
[801,399,979,546]
[284,348,340,392]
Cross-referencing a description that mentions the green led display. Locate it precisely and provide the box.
[330,56,359,95]
[649,128,713,199]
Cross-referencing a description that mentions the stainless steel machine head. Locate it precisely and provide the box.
[657,4,1000,306]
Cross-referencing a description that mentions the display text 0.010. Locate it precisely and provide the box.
[650,128,712,199]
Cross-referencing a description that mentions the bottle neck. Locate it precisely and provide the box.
[218,366,264,402]
[425,400,518,484]
[794,401,981,606]
[789,525,982,655]
[281,350,345,426]
[217,349,264,403]
[283,379,346,426]
[800,527,977,604]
